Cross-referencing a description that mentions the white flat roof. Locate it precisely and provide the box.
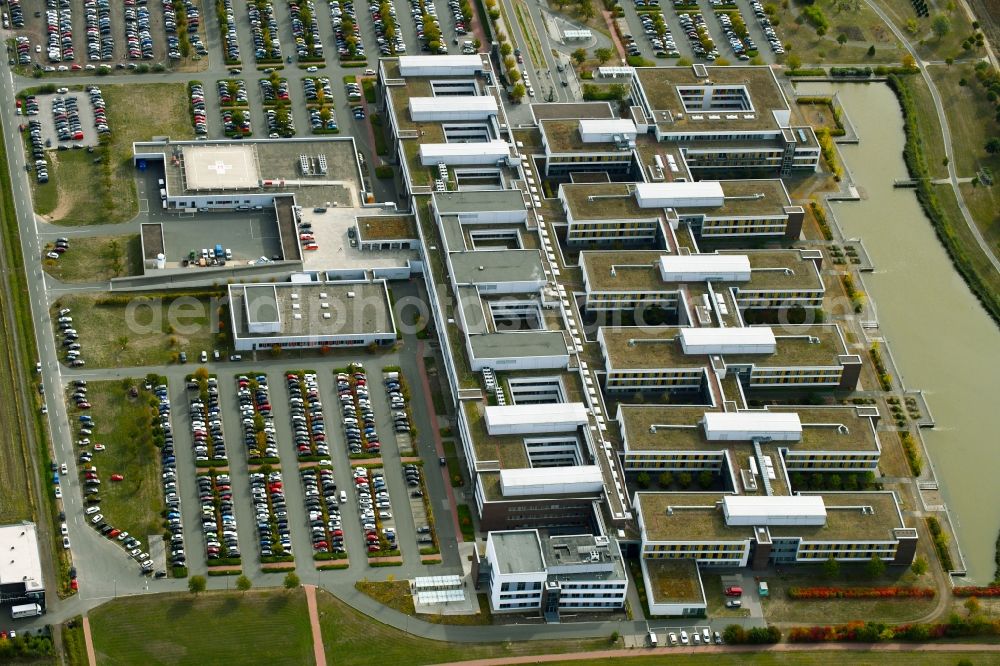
[0,523,44,592]
[181,144,260,191]
[499,466,604,495]
[703,412,803,441]
[419,140,510,164]
[410,96,497,114]
[658,254,751,281]
[679,326,776,353]
[579,118,637,136]
[634,181,725,208]
[484,402,589,434]
[722,495,826,526]
[398,54,483,75]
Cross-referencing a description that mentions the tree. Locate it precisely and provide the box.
[578,0,595,20]
[867,44,876,57]
[932,14,951,39]
[786,53,801,70]
[572,48,587,64]
[911,555,928,576]
[188,575,207,594]
[823,555,840,579]
[867,554,886,578]
[697,470,714,489]
[985,137,1000,154]
[658,471,674,488]
[677,472,692,488]
[837,33,848,45]
[284,571,301,590]
[964,596,981,615]
[236,575,252,594]
[510,83,526,103]
[595,47,613,64]
[500,42,512,57]
[636,472,651,489]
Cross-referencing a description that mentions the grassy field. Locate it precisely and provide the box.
[932,183,1000,303]
[930,63,998,178]
[759,565,937,624]
[778,0,904,65]
[36,83,192,226]
[906,74,949,181]
[67,380,163,542]
[50,291,221,368]
[42,234,143,283]
[872,0,975,62]
[315,588,610,666]
[559,653,1000,666]
[0,303,33,523]
[89,590,314,666]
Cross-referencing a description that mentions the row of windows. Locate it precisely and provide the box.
[498,592,541,600]
[560,592,625,599]
[498,602,537,609]
[548,154,632,163]
[785,453,879,461]
[701,218,787,229]
[560,601,623,608]
[644,552,744,560]
[561,583,627,590]
[751,369,842,378]
[500,582,543,592]
[800,543,896,552]
[647,543,746,553]
[785,461,878,470]
[608,370,704,380]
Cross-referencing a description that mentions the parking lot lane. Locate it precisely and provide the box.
[170,378,209,575]
[218,377,263,577]
[268,377,315,567]
[320,368,373,566]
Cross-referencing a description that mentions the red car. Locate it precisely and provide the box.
[110,473,124,481]
[109,529,120,537]
[70,578,79,590]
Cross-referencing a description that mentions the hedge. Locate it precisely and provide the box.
[954,585,1000,597]
[788,616,1000,642]
[927,516,954,571]
[788,586,934,599]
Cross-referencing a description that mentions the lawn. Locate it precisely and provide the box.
[68,379,164,543]
[905,74,949,181]
[355,581,493,625]
[37,83,192,226]
[42,234,142,283]
[455,504,474,541]
[930,63,998,177]
[315,588,609,666]
[50,291,221,368]
[932,183,1000,302]
[89,590,314,666]
[777,0,904,65]
[872,0,975,62]
[559,653,1000,666]
[0,305,33,523]
[759,565,937,624]
[441,439,463,487]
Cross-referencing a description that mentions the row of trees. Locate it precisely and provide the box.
[188,571,301,593]
[635,470,715,490]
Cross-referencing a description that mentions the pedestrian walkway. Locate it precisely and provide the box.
[82,615,97,666]
[304,585,327,666]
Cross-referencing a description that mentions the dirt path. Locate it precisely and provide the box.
[304,584,327,666]
[82,615,97,666]
[431,642,1000,666]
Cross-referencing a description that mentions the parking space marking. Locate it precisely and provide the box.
[138,198,149,213]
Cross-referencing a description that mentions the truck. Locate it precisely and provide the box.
[11,603,42,619]
[214,244,224,258]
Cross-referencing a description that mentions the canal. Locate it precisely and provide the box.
[798,81,1000,583]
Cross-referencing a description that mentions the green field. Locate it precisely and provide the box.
[68,380,164,543]
[559,653,1000,666]
[315,589,609,666]
[0,305,33,523]
[89,590,315,666]
[51,291,221,368]
[42,234,143,283]
[61,617,88,666]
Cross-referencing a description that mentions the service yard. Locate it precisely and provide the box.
[50,291,222,367]
[42,234,142,283]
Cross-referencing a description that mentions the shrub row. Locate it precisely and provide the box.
[788,616,1000,643]
[830,66,873,78]
[954,585,1000,597]
[788,586,934,600]
[721,625,781,644]
[810,201,834,240]
[927,516,954,571]
[899,431,922,476]
[868,342,892,391]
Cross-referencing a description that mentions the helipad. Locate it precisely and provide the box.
[181,144,260,191]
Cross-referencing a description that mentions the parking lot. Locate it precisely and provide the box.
[18,92,102,148]
[152,343,453,578]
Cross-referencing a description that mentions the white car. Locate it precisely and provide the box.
[60,522,69,536]
[680,630,689,645]
[85,505,100,515]
[54,487,62,499]
[60,463,68,474]
[62,536,70,549]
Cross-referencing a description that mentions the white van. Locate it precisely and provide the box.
[339,490,347,503]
